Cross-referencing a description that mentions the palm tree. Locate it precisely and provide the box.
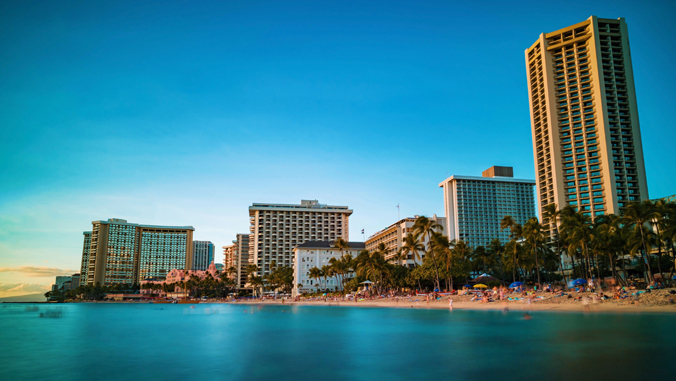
[543,203,569,283]
[354,249,388,294]
[488,239,504,282]
[450,239,472,286]
[622,200,659,282]
[594,213,626,286]
[500,215,523,282]
[413,216,443,291]
[390,249,406,265]
[562,211,595,280]
[333,237,350,258]
[430,232,452,290]
[308,267,323,293]
[321,265,333,291]
[472,246,492,275]
[246,264,261,296]
[522,217,545,286]
[401,233,424,265]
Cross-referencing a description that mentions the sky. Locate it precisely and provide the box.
[1,0,674,296]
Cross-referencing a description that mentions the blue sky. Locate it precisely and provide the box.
[1,0,674,295]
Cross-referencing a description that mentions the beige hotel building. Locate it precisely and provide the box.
[249,200,352,277]
[365,215,445,266]
[526,16,649,225]
[222,233,251,289]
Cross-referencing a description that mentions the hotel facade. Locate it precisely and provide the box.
[439,166,536,249]
[82,218,195,286]
[223,233,251,289]
[365,215,446,266]
[79,231,92,285]
[526,16,649,226]
[293,241,364,296]
[249,200,352,277]
[193,241,215,271]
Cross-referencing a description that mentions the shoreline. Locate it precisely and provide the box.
[9,290,676,314]
[231,298,676,314]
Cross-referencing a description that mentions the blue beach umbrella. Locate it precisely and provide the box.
[509,282,524,288]
[567,278,587,288]
[463,284,472,288]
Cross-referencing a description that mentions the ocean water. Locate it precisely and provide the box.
[0,303,674,380]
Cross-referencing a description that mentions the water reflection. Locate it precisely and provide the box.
[0,303,674,380]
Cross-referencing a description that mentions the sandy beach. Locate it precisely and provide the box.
[230,289,676,314]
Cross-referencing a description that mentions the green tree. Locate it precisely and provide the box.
[522,217,545,286]
[413,216,443,291]
[622,200,659,282]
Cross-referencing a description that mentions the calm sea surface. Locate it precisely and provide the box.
[1,303,674,380]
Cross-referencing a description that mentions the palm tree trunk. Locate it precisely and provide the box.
[656,241,664,280]
[534,242,541,286]
[639,228,654,282]
[512,250,517,283]
[670,242,676,282]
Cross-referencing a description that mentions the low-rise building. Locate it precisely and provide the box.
[292,241,364,296]
[140,261,220,297]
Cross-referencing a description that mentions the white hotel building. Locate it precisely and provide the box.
[292,241,364,296]
[249,200,352,278]
[439,166,536,249]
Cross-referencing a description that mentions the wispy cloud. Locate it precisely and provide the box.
[0,266,75,277]
[0,282,51,296]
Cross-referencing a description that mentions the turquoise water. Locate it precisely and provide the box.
[1,303,674,380]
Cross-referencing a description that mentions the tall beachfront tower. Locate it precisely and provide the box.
[79,231,92,285]
[526,16,649,225]
[439,166,536,249]
[192,241,215,271]
[83,218,194,286]
[249,200,352,277]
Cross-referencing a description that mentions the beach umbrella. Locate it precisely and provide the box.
[509,282,524,288]
[462,284,472,288]
[360,280,373,284]
[472,274,500,284]
[473,284,488,288]
[567,278,587,288]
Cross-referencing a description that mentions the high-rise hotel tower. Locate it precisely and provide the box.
[82,218,195,286]
[249,200,351,277]
[526,16,648,223]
